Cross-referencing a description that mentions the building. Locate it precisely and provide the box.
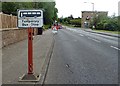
[81,11,108,28]
[118,1,120,16]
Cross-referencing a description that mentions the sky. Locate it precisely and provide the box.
[55,0,120,18]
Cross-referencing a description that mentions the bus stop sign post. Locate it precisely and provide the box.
[18,9,43,82]
[28,27,33,74]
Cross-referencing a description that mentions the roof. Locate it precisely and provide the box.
[81,11,108,13]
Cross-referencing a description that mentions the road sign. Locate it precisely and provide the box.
[18,9,42,81]
[17,9,43,28]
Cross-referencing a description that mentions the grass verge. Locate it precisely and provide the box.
[93,30,120,34]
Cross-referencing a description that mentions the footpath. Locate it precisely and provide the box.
[2,29,54,86]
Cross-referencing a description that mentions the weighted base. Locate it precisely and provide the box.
[19,73,41,82]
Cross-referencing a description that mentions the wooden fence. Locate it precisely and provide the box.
[0,13,39,48]
[0,12,17,29]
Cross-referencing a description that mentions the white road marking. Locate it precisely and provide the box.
[88,37,101,43]
[92,39,101,43]
[88,37,92,39]
[110,46,120,50]
[79,34,84,36]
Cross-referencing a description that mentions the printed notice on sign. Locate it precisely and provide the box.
[18,19,42,28]
[18,10,43,28]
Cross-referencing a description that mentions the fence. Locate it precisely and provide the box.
[0,13,38,48]
[0,12,17,29]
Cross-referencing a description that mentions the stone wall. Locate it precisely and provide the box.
[1,28,38,48]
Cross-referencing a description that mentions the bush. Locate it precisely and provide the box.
[70,19,81,27]
[90,15,120,31]
[118,16,120,31]
[96,23,103,30]
[93,15,119,31]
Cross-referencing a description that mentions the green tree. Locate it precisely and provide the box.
[63,17,70,24]
[2,2,58,25]
[105,17,118,31]
[118,16,120,31]
[35,2,58,25]
[91,14,119,31]
[2,2,17,15]
[2,2,33,15]
[70,18,81,27]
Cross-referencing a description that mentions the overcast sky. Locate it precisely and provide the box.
[55,0,119,18]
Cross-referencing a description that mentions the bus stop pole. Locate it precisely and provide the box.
[19,27,40,81]
[28,27,33,74]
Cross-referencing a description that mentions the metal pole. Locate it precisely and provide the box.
[92,3,94,11]
[84,2,94,11]
[28,27,33,74]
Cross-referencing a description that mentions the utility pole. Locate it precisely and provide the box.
[84,2,95,29]
[91,3,94,11]
[84,2,94,11]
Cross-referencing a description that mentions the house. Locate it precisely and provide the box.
[81,11,108,28]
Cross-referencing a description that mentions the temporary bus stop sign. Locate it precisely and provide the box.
[18,9,43,81]
[18,9,43,28]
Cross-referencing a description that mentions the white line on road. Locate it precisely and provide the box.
[88,37,101,43]
[110,46,120,50]
[79,34,84,36]
[92,39,101,43]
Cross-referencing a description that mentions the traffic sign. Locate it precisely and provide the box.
[17,9,43,28]
[18,9,43,81]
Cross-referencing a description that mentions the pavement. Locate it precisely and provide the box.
[2,29,54,86]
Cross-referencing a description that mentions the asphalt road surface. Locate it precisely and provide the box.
[44,28,118,84]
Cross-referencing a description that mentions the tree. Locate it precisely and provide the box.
[63,17,70,24]
[70,18,81,27]
[90,14,119,31]
[2,2,33,15]
[118,16,120,31]
[68,14,74,19]
[2,2,17,15]
[2,2,58,25]
[35,2,58,25]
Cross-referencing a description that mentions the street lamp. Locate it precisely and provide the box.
[84,2,94,11]
[83,2,95,29]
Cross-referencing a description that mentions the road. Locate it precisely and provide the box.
[44,27,118,84]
